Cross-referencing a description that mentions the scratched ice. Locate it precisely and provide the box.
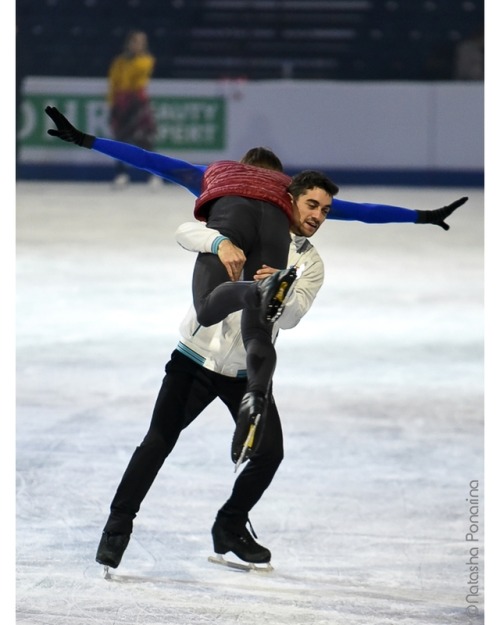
[15,182,484,624]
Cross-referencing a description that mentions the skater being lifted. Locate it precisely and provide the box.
[187,162,339,473]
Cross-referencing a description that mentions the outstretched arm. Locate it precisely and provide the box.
[92,137,206,195]
[45,106,206,196]
[330,196,468,230]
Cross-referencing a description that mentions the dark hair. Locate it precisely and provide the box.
[240,147,284,172]
[124,30,148,50]
[288,170,339,200]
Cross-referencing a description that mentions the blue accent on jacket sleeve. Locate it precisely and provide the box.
[328,198,418,224]
[92,137,206,196]
[211,236,230,254]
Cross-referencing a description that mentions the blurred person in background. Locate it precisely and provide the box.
[454,28,484,81]
[108,30,160,188]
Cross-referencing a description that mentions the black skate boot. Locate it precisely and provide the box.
[211,512,271,566]
[231,391,266,469]
[96,531,130,569]
[257,266,298,323]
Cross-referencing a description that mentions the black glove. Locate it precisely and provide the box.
[415,196,468,231]
[45,106,95,149]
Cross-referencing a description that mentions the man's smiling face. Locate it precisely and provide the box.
[290,187,333,237]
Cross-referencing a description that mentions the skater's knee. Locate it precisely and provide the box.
[196,310,215,327]
[140,430,170,456]
[193,299,218,327]
[253,444,283,469]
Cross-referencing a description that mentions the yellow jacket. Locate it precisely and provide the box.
[108,53,155,103]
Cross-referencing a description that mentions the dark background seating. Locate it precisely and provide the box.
[17,0,483,81]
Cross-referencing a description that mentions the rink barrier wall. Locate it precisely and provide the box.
[17,164,483,189]
[17,77,484,188]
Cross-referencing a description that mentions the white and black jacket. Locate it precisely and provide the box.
[174,222,324,378]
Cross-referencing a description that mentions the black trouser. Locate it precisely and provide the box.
[104,350,284,535]
[192,196,291,396]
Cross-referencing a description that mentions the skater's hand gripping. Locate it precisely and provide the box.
[217,239,246,281]
[253,265,279,281]
[45,106,95,148]
[416,196,468,231]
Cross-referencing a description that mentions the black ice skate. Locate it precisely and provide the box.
[257,265,298,323]
[96,531,130,572]
[231,391,266,471]
[208,513,273,572]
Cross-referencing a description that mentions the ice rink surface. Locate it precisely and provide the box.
[15,181,484,624]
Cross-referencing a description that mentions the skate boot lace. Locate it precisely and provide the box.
[247,518,258,539]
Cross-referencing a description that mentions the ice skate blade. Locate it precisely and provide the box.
[208,554,273,573]
[265,266,298,322]
[102,566,111,580]
[266,306,284,323]
[234,414,261,472]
